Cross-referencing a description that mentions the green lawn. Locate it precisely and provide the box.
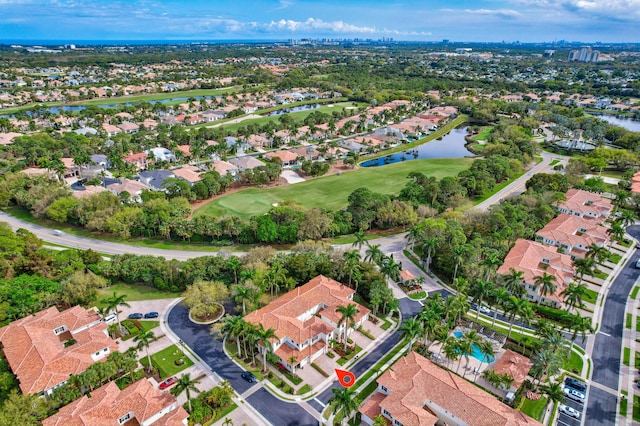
[634,395,640,422]
[624,347,631,366]
[627,314,633,329]
[472,126,493,141]
[97,283,180,307]
[621,390,629,415]
[563,350,584,375]
[520,396,548,421]
[583,288,598,304]
[140,344,193,378]
[195,158,472,220]
[409,291,427,300]
[632,286,640,299]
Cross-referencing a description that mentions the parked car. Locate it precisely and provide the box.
[144,311,159,319]
[636,259,640,269]
[159,377,176,390]
[241,371,257,383]
[102,314,117,325]
[565,377,587,392]
[558,404,580,419]
[127,313,143,319]
[564,387,585,402]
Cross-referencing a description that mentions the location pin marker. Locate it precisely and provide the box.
[335,368,355,388]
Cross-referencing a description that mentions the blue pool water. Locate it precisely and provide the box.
[453,331,495,363]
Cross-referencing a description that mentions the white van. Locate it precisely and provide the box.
[52,229,62,236]
[103,314,117,325]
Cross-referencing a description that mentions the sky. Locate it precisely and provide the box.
[0,0,639,43]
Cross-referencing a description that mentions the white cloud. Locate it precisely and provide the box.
[274,0,294,10]
[513,0,640,20]
[267,18,377,33]
[463,8,522,18]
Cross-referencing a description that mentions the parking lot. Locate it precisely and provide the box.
[557,378,586,426]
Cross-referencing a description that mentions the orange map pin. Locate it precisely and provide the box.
[335,368,355,387]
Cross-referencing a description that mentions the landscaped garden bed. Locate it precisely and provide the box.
[140,344,193,378]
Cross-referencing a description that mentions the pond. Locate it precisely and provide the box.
[360,126,475,167]
[592,114,640,133]
[268,103,322,116]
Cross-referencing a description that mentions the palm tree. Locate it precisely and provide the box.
[336,303,360,352]
[100,291,130,333]
[533,272,557,301]
[399,317,423,351]
[343,250,362,290]
[567,315,594,352]
[328,387,358,426]
[540,382,566,405]
[421,237,439,272]
[288,356,298,377]
[352,230,367,250]
[134,330,156,373]
[226,257,243,285]
[443,336,460,368]
[500,268,526,298]
[480,251,502,281]
[452,244,471,280]
[460,330,482,377]
[232,284,255,315]
[505,296,528,340]
[255,324,278,373]
[380,257,401,282]
[573,257,595,284]
[475,340,495,382]
[170,374,200,412]
[586,243,609,265]
[560,282,588,312]
[489,287,510,328]
[221,316,246,358]
[471,279,495,321]
[364,243,384,265]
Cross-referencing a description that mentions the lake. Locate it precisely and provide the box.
[360,126,475,167]
[593,114,640,133]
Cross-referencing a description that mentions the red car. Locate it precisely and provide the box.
[159,377,176,390]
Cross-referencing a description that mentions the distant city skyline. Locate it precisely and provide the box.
[1,0,639,43]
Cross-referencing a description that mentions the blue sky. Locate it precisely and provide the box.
[1,0,639,42]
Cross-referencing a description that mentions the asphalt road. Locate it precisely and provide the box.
[584,225,640,425]
[167,302,318,426]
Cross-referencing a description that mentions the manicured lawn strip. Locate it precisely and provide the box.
[520,396,548,421]
[203,403,238,426]
[140,344,193,378]
[627,313,633,329]
[549,159,560,166]
[223,340,266,381]
[621,390,629,415]
[195,158,473,220]
[563,350,584,375]
[140,320,160,332]
[380,317,393,331]
[632,286,640,299]
[96,283,180,306]
[336,345,363,366]
[409,291,426,300]
[583,288,598,304]
[635,351,640,369]
[636,316,640,332]
[609,253,622,264]
[634,394,640,422]
[624,347,631,366]
[296,384,312,395]
[548,401,559,425]
[471,168,527,205]
[472,126,493,141]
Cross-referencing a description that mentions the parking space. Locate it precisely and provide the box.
[557,377,586,426]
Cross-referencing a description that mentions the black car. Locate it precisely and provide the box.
[127,313,143,319]
[241,371,257,383]
[144,311,159,319]
[565,377,587,392]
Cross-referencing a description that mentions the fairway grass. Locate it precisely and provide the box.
[194,158,473,220]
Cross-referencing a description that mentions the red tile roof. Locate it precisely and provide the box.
[0,306,118,394]
[491,350,533,389]
[557,189,612,217]
[536,214,609,251]
[42,380,188,426]
[371,352,542,426]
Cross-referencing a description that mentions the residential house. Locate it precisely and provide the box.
[106,178,150,200]
[229,155,265,171]
[244,275,370,372]
[142,119,158,131]
[139,170,176,191]
[146,147,176,163]
[360,351,542,426]
[42,380,189,426]
[536,214,609,259]
[123,152,148,170]
[172,165,203,185]
[496,239,575,308]
[71,185,109,199]
[90,154,109,170]
[102,123,122,137]
[210,160,238,177]
[265,150,298,167]
[0,131,22,146]
[0,306,118,396]
[117,122,140,134]
[289,145,321,161]
[74,127,98,136]
[201,110,226,122]
[490,350,533,392]
[556,189,612,219]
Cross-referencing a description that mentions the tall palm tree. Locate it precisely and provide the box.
[471,279,495,321]
[500,268,526,298]
[232,284,255,315]
[567,315,594,352]
[533,272,557,301]
[489,287,510,328]
[399,317,423,351]
[560,282,588,313]
[100,291,130,333]
[573,257,595,284]
[460,330,482,377]
[380,257,401,282]
[328,387,358,426]
[255,324,278,373]
[480,251,502,281]
[134,330,156,373]
[505,296,528,340]
[586,243,609,265]
[475,340,495,382]
[343,250,362,290]
[336,303,360,352]
[352,230,367,251]
[170,374,200,412]
[364,244,384,265]
[221,316,246,358]
[421,237,439,272]
[443,337,460,368]
[540,382,566,405]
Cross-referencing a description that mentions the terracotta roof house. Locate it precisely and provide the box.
[107,178,150,200]
[0,131,23,146]
[556,189,612,219]
[142,119,158,131]
[42,380,188,426]
[172,165,203,184]
[536,214,609,259]
[360,351,542,426]
[102,123,122,137]
[0,306,118,396]
[264,150,298,167]
[491,350,533,391]
[211,160,238,177]
[244,275,369,372]
[123,152,148,170]
[229,156,265,171]
[496,239,575,308]
[117,122,140,134]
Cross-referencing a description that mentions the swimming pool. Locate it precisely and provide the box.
[453,331,495,363]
